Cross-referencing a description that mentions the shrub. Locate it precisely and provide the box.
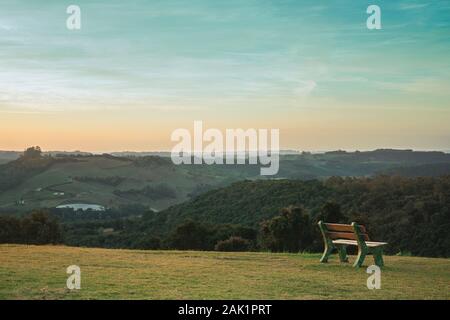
[166,220,213,250]
[215,236,250,252]
[133,236,161,250]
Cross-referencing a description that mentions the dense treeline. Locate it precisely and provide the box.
[138,175,450,257]
[382,163,450,177]
[1,175,449,258]
[0,211,62,244]
[60,216,257,251]
[114,184,177,200]
[73,176,125,187]
[165,220,256,251]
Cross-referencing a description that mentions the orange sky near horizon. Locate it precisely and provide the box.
[2,106,449,153]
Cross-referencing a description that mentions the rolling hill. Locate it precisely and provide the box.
[0,149,449,213]
[1,153,449,259]
[0,155,242,212]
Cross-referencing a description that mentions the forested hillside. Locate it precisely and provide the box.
[2,175,449,257]
[139,175,450,257]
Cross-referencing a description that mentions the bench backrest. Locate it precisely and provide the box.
[318,221,370,247]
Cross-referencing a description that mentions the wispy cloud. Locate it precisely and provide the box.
[398,2,430,10]
[0,24,14,31]
[0,0,448,116]
[293,80,317,96]
[374,78,450,95]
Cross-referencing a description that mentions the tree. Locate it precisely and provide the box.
[0,216,22,243]
[260,206,313,253]
[23,146,42,159]
[0,211,62,245]
[166,220,213,250]
[21,210,62,244]
[316,201,345,223]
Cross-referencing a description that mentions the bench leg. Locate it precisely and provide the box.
[337,245,349,263]
[353,247,367,268]
[320,244,333,263]
[373,248,384,267]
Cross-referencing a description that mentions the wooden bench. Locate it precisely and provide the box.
[318,221,387,267]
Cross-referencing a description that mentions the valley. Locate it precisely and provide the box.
[1,149,450,213]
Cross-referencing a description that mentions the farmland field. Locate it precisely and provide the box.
[0,245,449,300]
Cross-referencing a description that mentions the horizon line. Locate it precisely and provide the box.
[2,148,450,155]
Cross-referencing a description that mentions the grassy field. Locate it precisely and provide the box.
[0,244,449,300]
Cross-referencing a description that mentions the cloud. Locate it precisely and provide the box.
[398,3,430,10]
[294,80,317,96]
[375,78,450,95]
[0,24,14,31]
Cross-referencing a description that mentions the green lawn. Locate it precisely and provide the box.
[0,244,449,300]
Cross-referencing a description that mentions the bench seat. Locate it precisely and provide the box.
[332,239,388,247]
[318,221,388,267]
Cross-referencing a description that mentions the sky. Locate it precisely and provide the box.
[0,0,449,152]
